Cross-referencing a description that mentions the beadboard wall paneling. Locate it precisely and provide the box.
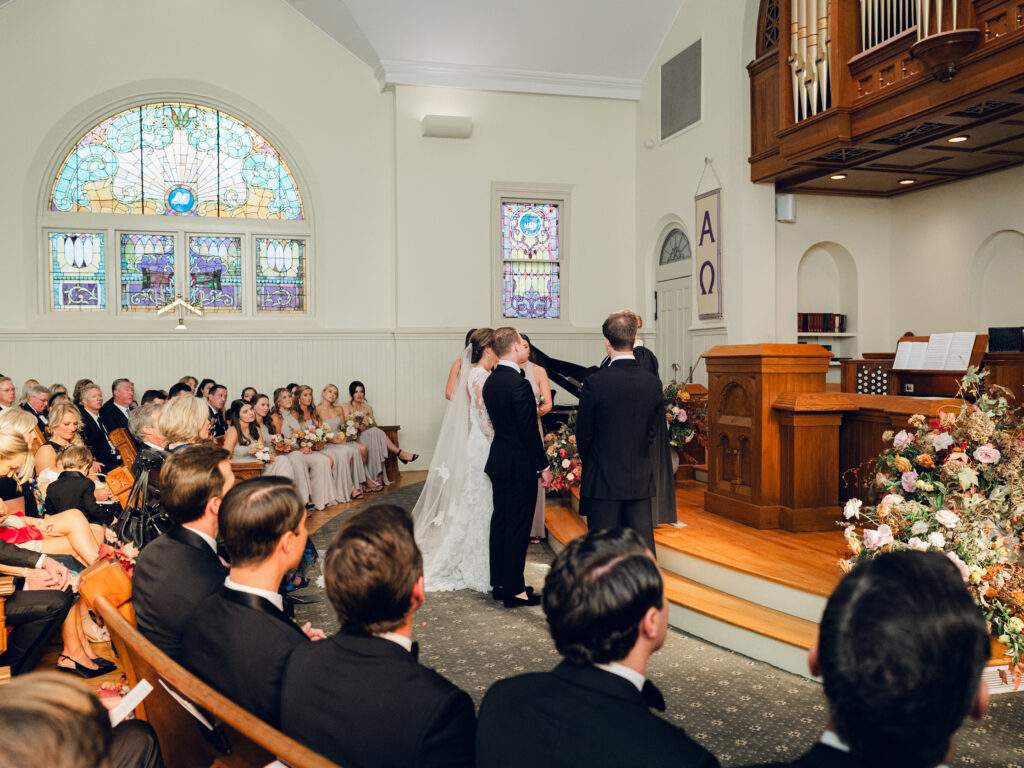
[689,327,729,387]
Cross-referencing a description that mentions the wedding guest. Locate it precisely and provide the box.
[100,378,134,435]
[179,375,199,392]
[240,386,257,403]
[293,385,365,501]
[476,527,718,768]
[0,376,16,412]
[0,407,44,515]
[48,383,68,400]
[224,399,309,496]
[742,551,990,768]
[133,444,233,661]
[182,478,323,726]
[317,384,374,491]
[128,403,167,513]
[343,380,418,486]
[0,547,72,675]
[19,378,41,406]
[158,395,211,450]
[270,388,336,509]
[139,389,167,405]
[206,384,228,438]
[44,445,119,526]
[195,378,215,399]
[445,328,477,400]
[0,671,165,768]
[21,383,51,430]
[281,504,475,768]
[34,400,106,482]
[167,382,192,398]
[520,334,552,542]
[77,384,121,473]
[71,378,95,408]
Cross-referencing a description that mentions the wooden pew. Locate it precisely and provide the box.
[379,424,401,483]
[0,575,12,684]
[229,461,264,484]
[109,427,138,469]
[93,595,340,768]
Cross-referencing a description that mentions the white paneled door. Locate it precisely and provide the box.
[655,277,690,382]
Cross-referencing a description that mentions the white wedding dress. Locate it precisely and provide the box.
[413,349,494,592]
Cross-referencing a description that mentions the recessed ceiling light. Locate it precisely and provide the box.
[898,178,916,185]
[947,135,969,143]
[830,174,847,180]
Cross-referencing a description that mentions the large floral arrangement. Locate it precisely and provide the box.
[544,420,582,493]
[841,369,1024,681]
[662,381,706,448]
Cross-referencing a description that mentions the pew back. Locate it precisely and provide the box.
[110,428,138,468]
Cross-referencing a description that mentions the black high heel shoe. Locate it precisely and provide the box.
[399,452,419,464]
[57,655,107,679]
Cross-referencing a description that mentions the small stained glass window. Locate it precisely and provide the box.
[189,236,242,312]
[120,233,175,311]
[659,228,692,265]
[255,237,306,313]
[501,202,560,319]
[49,233,105,310]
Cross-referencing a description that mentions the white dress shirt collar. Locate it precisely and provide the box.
[594,661,645,692]
[182,524,218,554]
[377,631,414,652]
[610,353,636,363]
[818,730,946,767]
[116,403,131,417]
[224,575,284,612]
[497,360,522,374]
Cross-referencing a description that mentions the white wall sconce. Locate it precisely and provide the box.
[421,115,473,139]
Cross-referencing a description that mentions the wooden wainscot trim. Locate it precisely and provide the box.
[772,392,858,413]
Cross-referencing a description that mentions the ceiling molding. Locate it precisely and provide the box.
[377,59,642,101]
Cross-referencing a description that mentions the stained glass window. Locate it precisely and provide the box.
[501,202,560,319]
[189,236,242,312]
[50,103,303,220]
[255,237,306,313]
[49,233,105,310]
[659,228,692,265]
[120,233,175,311]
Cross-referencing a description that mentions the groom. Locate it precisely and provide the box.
[483,327,552,608]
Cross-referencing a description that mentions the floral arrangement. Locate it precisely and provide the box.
[350,413,376,431]
[253,442,272,462]
[841,369,1024,682]
[268,434,292,453]
[288,427,329,449]
[342,419,361,442]
[662,381,705,448]
[544,420,581,493]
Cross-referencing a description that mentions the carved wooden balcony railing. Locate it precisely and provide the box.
[749,0,1024,196]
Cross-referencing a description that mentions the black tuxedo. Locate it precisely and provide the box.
[281,631,475,768]
[483,363,547,594]
[0,541,74,675]
[133,526,227,662]
[208,406,227,438]
[742,743,866,768]
[20,402,47,430]
[476,661,719,768]
[576,357,663,551]
[79,408,121,473]
[182,587,307,726]
[600,346,659,377]
[44,469,117,525]
[100,398,131,436]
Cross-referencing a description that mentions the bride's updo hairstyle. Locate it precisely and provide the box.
[469,328,495,363]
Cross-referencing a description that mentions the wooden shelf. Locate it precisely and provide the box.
[797,332,856,338]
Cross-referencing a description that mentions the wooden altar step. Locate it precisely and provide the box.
[547,481,1015,689]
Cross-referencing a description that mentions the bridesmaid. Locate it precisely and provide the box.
[292,385,365,501]
[269,388,335,510]
[343,381,418,488]
[222,399,310,503]
[317,384,377,492]
[252,393,315,506]
[520,334,553,541]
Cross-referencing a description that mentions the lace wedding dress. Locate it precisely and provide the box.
[413,349,494,592]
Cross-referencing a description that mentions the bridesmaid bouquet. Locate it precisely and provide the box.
[544,422,582,493]
[253,442,273,462]
[351,413,376,431]
[342,419,361,442]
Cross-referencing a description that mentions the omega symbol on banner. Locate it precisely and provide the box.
[695,188,722,319]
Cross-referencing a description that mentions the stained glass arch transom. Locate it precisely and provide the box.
[659,228,691,265]
[50,102,303,220]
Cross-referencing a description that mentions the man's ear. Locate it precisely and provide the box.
[808,640,821,677]
[410,576,425,613]
[971,680,990,720]
[639,605,659,641]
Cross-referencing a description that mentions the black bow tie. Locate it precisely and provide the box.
[518,369,525,378]
[410,641,420,661]
[641,679,665,711]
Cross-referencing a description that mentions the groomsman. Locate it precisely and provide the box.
[576,311,663,552]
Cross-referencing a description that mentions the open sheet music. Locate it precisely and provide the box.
[893,333,976,371]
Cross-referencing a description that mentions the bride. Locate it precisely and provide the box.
[413,328,497,592]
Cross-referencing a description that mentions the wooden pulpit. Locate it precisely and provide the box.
[703,344,832,529]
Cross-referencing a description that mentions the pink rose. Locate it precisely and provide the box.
[894,430,914,448]
[881,494,904,506]
[676,410,688,423]
[862,524,893,550]
[973,444,1001,464]
[901,470,918,493]
[947,551,970,581]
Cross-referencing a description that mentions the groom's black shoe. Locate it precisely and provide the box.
[503,592,541,608]
[492,585,534,601]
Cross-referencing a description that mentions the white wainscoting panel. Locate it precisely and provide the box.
[689,327,729,387]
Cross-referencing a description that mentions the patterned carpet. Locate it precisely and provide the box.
[293,482,1024,768]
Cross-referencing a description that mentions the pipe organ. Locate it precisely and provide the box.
[789,0,832,121]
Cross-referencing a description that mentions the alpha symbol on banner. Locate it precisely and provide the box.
[699,209,716,245]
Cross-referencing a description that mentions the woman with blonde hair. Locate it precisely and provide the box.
[0,408,46,515]
[270,387,336,508]
[34,401,104,481]
[292,385,366,501]
[158,395,211,449]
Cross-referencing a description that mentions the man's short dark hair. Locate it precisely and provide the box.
[219,477,305,568]
[542,528,662,665]
[491,326,520,358]
[168,382,192,398]
[323,504,422,635]
[111,377,131,393]
[208,384,227,397]
[601,311,638,352]
[140,389,167,405]
[159,444,230,525]
[819,551,989,768]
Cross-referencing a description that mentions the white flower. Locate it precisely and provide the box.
[928,531,946,548]
[931,432,954,451]
[907,537,929,551]
[1009,617,1024,633]
[561,459,571,469]
[881,494,904,507]
[843,498,863,520]
[935,509,960,528]
[862,524,893,550]
[911,520,929,536]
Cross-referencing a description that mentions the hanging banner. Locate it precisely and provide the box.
[695,188,722,319]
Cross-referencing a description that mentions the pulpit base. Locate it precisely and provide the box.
[778,505,842,532]
[704,490,780,529]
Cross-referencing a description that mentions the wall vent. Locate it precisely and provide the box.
[661,40,702,140]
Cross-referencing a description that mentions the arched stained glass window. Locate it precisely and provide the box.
[659,228,691,265]
[50,103,303,220]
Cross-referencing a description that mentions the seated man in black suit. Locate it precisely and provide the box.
[281,504,475,768]
[0,541,73,676]
[742,550,990,768]
[20,383,50,431]
[78,384,120,473]
[205,384,228,438]
[477,527,719,768]
[182,477,322,726]
[128,403,167,510]
[133,443,232,662]
[99,377,134,436]
[139,389,167,405]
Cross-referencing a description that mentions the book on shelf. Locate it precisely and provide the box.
[892,332,976,371]
[797,312,847,333]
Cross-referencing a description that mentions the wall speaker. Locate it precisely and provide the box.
[421,115,473,139]
[776,194,796,223]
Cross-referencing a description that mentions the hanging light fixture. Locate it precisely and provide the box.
[157,293,203,331]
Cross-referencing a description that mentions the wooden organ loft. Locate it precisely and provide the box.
[749,0,1024,195]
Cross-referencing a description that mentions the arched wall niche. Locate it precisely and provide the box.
[796,241,858,360]
[969,230,1024,331]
